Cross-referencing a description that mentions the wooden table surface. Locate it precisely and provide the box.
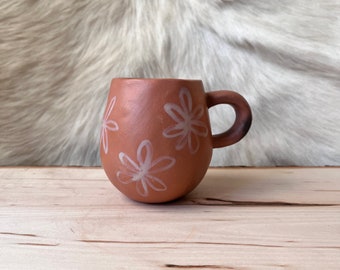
[0,167,339,269]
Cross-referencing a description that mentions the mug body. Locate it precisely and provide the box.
[100,78,213,203]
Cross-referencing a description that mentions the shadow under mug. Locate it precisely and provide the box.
[100,78,252,203]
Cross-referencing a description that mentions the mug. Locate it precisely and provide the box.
[100,78,252,203]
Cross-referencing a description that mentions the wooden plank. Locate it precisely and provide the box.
[1,167,339,205]
[0,167,340,269]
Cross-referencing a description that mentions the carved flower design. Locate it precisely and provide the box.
[163,88,208,154]
[101,96,119,154]
[117,140,176,197]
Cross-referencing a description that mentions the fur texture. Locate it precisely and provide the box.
[1,0,340,166]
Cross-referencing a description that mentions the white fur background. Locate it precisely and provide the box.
[1,0,339,166]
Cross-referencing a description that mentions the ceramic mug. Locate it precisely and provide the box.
[100,78,252,203]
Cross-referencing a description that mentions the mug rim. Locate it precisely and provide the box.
[111,77,202,83]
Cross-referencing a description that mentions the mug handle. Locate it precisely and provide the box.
[206,91,252,148]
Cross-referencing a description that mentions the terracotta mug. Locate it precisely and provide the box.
[100,78,252,203]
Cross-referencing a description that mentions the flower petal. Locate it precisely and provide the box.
[104,96,117,120]
[118,152,139,172]
[179,88,192,114]
[146,175,167,192]
[192,105,204,119]
[191,120,209,137]
[101,128,109,154]
[105,120,119,131]
[150,156,176,174]
[163,123,186,138]
[137,140,153,169]
[164,103,186,123]
[136,179,149,197]
[117,171,135,184]
[188,132,200,154]
[175,134,188,151]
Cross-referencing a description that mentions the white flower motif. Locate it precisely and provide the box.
[101,96,119,154]
[163,88,208,154]
[117,140,176,197]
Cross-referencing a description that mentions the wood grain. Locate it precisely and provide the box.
[0,167,340,269]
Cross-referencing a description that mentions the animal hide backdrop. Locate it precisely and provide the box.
[1,0,339,166]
